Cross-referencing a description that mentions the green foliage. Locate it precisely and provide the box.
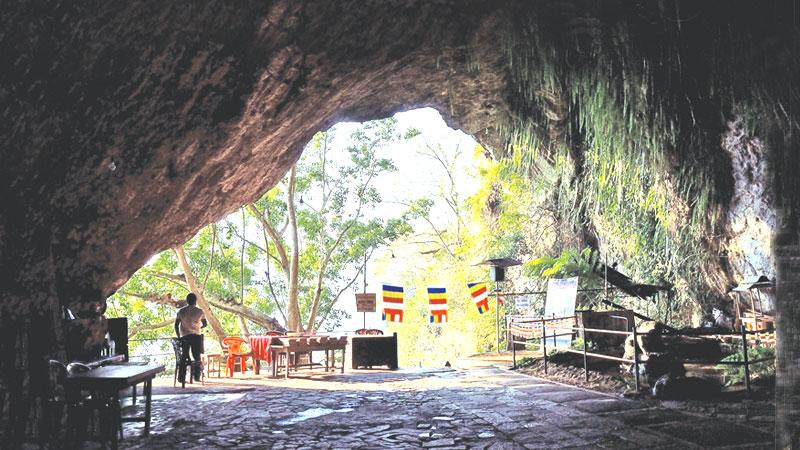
[717,345,775,386]
[525,247,598,280]
[490,2,800,321]
[516,356,537,368]
[252,118,414,331]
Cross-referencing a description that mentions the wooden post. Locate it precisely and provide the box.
[512,335,517,369]
[505,316,511,352]
[542,321,548,375]
[741,324,751,396]
[582,322,589,382]
[495,291,500,352]
[632,326,640,392]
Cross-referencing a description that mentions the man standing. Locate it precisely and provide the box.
[174,293,207,382]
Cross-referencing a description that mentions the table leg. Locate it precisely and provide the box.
[144,379,153,436]
[107,391,121,449]
[340,347,345,373]
[285,350,290,379]
[272,350,278,378]
[254,356,260,375]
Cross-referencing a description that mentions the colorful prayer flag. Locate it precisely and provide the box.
[427,287,448,323]
[509,319,543,339]
[468,282,490,314]
[382,283,404,322]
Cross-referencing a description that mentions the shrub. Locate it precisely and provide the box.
[717,345,775,386]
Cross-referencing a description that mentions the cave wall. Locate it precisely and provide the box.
[0,0,797,445]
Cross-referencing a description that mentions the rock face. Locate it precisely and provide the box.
[0,1,510,440]
[0,0,797,444]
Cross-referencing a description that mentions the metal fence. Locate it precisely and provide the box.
[510,317,775,395]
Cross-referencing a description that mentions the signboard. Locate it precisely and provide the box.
[355,293,377,312]
[543,277,578,347]
[544,277,578,317]
[515,297,530,310]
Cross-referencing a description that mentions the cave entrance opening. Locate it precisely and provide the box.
[106,107,491,373]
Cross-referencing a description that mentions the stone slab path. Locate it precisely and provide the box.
[119,367,773,449]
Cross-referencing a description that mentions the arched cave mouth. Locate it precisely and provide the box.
[106,106,491,364]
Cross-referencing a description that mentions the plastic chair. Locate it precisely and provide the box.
[171,338,203,387]
[222,336,254,377]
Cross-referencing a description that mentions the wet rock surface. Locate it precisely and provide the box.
[117,367,773,449]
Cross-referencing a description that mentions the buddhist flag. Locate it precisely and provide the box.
[427,287,448,324]
[382,283,404,322]
[468,282,490,314]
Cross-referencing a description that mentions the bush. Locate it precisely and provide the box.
[570,337,597,352]
[717,345,775,386]
[516,356,537,368]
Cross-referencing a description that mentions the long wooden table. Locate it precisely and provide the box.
[65,363,164,447]
[266,336,348,378]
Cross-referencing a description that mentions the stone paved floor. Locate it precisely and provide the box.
[119,366,774,449]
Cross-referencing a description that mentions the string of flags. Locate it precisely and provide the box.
[380,282,501,323]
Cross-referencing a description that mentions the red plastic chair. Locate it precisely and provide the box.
[222,336,254,377]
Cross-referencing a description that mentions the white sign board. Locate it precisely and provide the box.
[515,297,530,310]
[544,277,578,317]
[542,277,578,347]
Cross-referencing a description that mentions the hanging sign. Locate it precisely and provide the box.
[515,297,530,310]
[355,293,377,312]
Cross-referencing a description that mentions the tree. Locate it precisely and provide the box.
[248,119,414,332]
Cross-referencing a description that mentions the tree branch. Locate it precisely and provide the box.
[127,290,286,334]
[314,248,373,331]
[211,298,286,333]
[128,319,173,339]
[247,203,290,274]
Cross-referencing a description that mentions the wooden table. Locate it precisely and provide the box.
[269,336,348,378]
[65,363,164,447]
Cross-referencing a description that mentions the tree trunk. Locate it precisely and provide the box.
[237,315,251,340]
[286,166,302,332]
[173,245,227,343]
